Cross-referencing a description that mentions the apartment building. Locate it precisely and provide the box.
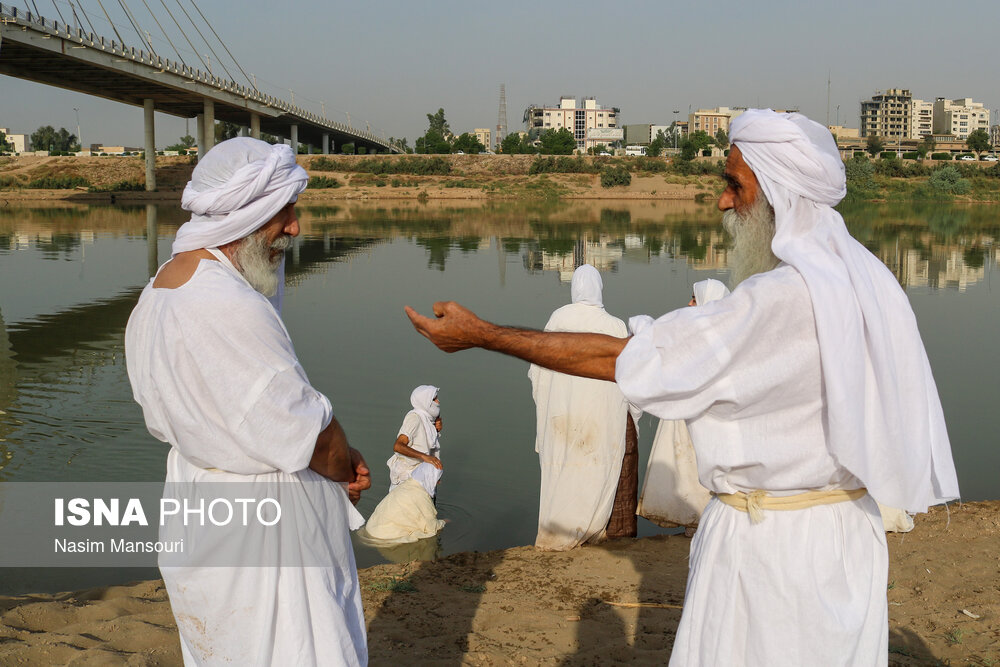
[933,98,990,140]
[524,96,619,152]
[688,107,743,137]
[473,128,492,151]
[992,125,1000,148]
[0,127,30,152]
[911,99,934,138]
[860,89,912,140]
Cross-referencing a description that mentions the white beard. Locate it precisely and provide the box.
[231,229,290,297]
[722,197,779,287]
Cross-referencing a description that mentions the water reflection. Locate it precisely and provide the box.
[0,200,997,588]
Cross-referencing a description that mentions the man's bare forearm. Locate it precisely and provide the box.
[477,323,625,381]
[405,301,626,382]
[309,417,354,482]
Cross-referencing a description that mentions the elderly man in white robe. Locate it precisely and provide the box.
[405,110,959,665]
[125,138,371,666]
[528,264,642,550]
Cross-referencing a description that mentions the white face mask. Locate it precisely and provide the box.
[427,399,440,419]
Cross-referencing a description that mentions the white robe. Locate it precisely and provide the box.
[528,302,638,550]
[360,479,445,544]
[125,258,367,666]
[386,412,440,489]
[616,265,887,667]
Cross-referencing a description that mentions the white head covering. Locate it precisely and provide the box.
[408,385,440,449]
[570,264,604,307]
[730,109,959,513]
[172,138,308,255]
[409,462,443,498]
[693,279,730,306]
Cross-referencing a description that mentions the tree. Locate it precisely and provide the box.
[538,128,576,155]
[714,129,729,151]
[30,125,78,153]
[647,130,667,157]
[215,121,241,143]
[165,135,197,152]
[452,132,485,154]
[916,135,936,159]
[865,134,884,157]
[679,130,714,161]
[965,128,991,157]
[0,130,11,153]
[501,133,536,154]
[417,109,454,154]
[426,108,450,137]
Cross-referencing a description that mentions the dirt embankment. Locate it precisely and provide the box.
[0,500,997,665]
[0,154,722,203]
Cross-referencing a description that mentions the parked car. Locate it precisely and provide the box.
[981,155,998,162]
[959,155,976,161]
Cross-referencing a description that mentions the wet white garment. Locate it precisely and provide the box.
[125,257,367,666]
[731,110,958,513]
[617,266,887,666]
[528,265,640,551]
[361,477,445,544]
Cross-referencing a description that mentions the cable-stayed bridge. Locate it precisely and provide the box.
[0,2,400,190]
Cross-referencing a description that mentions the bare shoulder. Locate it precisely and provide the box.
[152,249,217,289]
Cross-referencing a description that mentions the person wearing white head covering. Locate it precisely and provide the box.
[125,137,371,666]
[404,109,959,666]
[528,264,642,550]
[387,385,443,489]
[359,462,445,545]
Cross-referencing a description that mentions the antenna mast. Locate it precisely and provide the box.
[497,84,508,150]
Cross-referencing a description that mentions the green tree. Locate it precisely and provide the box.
[916,135,936,159]
[215,121,242,143]
[538,128,576,155]
[647,130,667,157]
[166,135,197,151]
[501,133,536,154]
[865,134,884,157]
[31,125,78,152]
[426,108,450,136]
[417,109,453,154]
[341,143,355,155]
[0,130,11,153]
[714,129,729,151]
[679,130,713,161]
[452,132,485,154]
[965,129,991,157]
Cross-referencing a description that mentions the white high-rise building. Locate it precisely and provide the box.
[524,96,619,152]
[933,98,990,140]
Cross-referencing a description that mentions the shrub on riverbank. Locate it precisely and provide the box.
[309,176,341,189]
[27,176,89,189]
[600,165,631,188]
[928,166,971,195]
[529,156,598,175]
[88,180,143,192]
[310,156,451,175]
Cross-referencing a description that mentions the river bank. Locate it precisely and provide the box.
[0,500,996,666]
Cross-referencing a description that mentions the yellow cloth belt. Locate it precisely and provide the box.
[714,488,867,524]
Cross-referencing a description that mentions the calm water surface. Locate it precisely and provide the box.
[0,199,996,592]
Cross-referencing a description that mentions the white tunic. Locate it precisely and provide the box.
[528,302,638,550]
[125,258,367,666]
[616,265,887,667]
[386,412,440,488]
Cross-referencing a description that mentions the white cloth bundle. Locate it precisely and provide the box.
[693,278,729,306]
[730,109,959,513]
[172,138,308,255]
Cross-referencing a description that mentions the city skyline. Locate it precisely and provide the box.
[2,0,999,148]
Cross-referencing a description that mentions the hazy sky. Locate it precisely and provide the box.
[2,0,999,148]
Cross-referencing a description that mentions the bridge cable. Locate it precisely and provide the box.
[65,0,82,31]
[26,1,42,18]
[137,0,183,63]
[48,0,68,26]
[70,0,99,35]
[187,0,254,90]
[94,0,130,48]
[172,0,236,83]
[157,0,208,71]
[115,0,156,53]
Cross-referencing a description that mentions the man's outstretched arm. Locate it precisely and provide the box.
[405,301,627,382]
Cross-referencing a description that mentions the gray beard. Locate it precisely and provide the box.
[722,197,779,287]
[231,229,291,297]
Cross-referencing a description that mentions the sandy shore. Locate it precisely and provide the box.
[1,501,997,665]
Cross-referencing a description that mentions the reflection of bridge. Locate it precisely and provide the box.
[0,2,399,190]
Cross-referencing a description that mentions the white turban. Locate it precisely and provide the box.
[172,138,308,255]
[692,278,730,306]
[570,264,604,307]
[730,109,959,513]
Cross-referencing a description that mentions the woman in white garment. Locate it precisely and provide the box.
[387,385,442,489]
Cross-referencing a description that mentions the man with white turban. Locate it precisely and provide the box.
[125,137,371,666]
[405,110,959,665]
[528,264,642,550]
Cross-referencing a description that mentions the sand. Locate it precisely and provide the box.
[0,501,997,666]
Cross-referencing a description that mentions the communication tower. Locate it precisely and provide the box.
[496,84,508,150]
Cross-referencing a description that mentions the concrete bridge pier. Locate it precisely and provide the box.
[322,133,330,155]
[146,204,159,277]
[290,124,299,154]
[196,114,204,161]
[203,99,215,154]
[143,99,156,192]
[250,113,260,139]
